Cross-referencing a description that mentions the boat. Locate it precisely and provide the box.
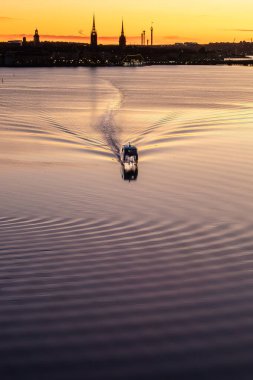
[121,165,138,181]
[120,143,138,165]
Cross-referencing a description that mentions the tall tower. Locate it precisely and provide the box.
[151,25,153,46]
[143,30,146,45]
[119,20,126,47]
[33,29,40,45]
[90,15,98,47]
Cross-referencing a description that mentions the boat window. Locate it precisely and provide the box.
[125,149,137,156]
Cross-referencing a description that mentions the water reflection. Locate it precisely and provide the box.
[121,164,138,181]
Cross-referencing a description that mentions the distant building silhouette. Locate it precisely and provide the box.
[34,29,40,45]
[119,20,126,47]
[122,54,145,66]
[90,15,98,47]
[143,30,146,45]
[151,25,154,46]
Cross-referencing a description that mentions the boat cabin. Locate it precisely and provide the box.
[121,143,138,164]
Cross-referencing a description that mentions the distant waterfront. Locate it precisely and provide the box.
[1,41,253,67]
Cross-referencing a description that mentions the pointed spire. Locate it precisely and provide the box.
[91,14,98,47]
[92,14,96,31]
[119,19,126,47]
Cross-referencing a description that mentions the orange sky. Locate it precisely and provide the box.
[1,0,253,44]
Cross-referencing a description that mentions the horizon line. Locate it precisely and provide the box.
[0,33,251,45]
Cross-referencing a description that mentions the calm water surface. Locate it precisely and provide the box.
[1,66,253,379]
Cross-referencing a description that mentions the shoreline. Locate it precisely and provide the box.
[1,61,253,68]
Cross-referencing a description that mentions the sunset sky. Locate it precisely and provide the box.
[1,0,253,44]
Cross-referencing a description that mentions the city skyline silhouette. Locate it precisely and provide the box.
[1,0,253,44]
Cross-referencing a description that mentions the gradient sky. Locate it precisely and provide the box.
[1,0,253,44]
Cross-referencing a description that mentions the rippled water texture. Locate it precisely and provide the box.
[1,66,253,379]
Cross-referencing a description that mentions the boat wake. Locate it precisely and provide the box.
[95,80,124,161]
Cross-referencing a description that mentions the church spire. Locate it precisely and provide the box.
[119,19,126,47]
[92,14,96,31]
[90,14,98,47]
